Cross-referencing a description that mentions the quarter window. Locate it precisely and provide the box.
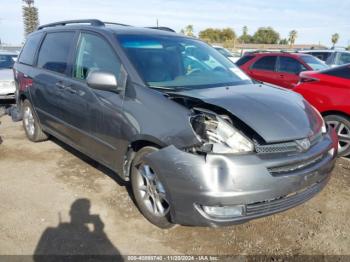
[251,56,277,71]
[73,33,121,80]
[37,32,75,74]
[278,56,306,74]
[18,33,42,66]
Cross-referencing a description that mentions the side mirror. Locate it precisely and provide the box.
[86,70,118,92]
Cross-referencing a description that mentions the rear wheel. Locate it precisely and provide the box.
[130,146,174,228]
[22,100,48,142]
[324,114,350,157]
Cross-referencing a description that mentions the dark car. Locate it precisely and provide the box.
[236,52,328,89]
[14,20,337,228]
[299,49,350,67]
[294,64,350,157]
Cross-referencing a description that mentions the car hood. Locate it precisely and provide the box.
[0,69,14,81]
[172,84,321,143]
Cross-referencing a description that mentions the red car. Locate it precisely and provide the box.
[236,52,328,89]
[294,64,350,156]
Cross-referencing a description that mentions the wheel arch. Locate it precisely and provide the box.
[121,136,167,181]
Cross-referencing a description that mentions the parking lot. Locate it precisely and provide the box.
[0,114,349,256]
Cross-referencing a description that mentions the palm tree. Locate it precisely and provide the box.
[22,0,39,37]
[331,33,340,48]
[288,30,298,46]
[184,25,194,37]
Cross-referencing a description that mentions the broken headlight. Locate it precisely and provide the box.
[191,111,254,154]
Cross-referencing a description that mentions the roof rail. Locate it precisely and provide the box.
[146,27,176,33]
[38,19,105,30]
[104,22,130,27]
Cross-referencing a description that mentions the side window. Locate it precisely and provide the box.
[235,55,254,66]
[278,56,306,74]
[73,33,121,80]
[337,53,350,65]
[37,32,75,74]
[18,33,43,65]
[251,56,277,71]
[324,67,350,80]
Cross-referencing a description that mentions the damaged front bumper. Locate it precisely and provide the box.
[144,129,338,227]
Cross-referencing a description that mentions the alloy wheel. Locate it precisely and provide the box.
[23,106,35,137]
[135,164,170,217]
[327,120,350,155]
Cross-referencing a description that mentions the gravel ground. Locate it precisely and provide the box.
[0,114,349,257]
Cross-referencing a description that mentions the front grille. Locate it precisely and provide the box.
[246,180,325,216]
[267,153,328,176]
[254,132,322,154]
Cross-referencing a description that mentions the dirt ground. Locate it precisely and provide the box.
[0,114,349,256]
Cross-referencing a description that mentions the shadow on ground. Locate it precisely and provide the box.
[33,198,122,260]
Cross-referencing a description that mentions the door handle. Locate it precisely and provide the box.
[279,74,284,78]
[65,86,78,94]
[55,82,67,89]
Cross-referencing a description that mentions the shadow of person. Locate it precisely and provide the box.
[33,199,121,260]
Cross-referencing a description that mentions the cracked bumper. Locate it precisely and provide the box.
[144,129,338,227]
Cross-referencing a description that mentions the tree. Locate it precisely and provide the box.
[279,38,288,45]
[238,25,253,44]
[199,28,236,43]
[252,27,280,44]
[182,25,194,37]
[22,0,39,37]
[331,33,339,47]
[288,30,298,46]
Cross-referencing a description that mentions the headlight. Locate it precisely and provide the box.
[191,110,254,154]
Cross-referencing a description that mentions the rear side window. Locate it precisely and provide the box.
[324,66,350,80]
[278,56,306,74]
[37,32,75,74]
[235,55,254,66]
[251,56,277,71]
[18,33,42,65]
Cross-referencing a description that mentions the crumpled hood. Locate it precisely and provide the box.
[173,84,321,143]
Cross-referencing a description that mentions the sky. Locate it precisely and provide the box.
[0,0,349,47]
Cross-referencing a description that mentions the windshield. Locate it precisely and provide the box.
[117,35,252,90]
[215,47,233,57]
[300,55,328,71]
[0,54,17,69]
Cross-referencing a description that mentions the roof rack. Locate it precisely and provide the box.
[38,19,105,30]
[146,27,176,33]
[37,19,176,33]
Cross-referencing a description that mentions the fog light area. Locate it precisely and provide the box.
[202,205,245,218]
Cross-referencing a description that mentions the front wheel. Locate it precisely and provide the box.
[130,146,174,228]
[324,114,350,157]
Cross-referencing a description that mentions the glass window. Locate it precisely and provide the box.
[37,32,75,74]
[324,66,350,80]
[278,56,306,74]
[0,54,17,69]
[117,35,252,90]
[251,56,277,71]
[337,53,350,65]
[300,55,328,71]
[307,52,331,62]
[74,33,121,80]
[18,33,42,65]
[236,55,254,66]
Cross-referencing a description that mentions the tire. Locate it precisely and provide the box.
[324,114,350,157]
[130,146,174,228]
[22,100,48,142]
